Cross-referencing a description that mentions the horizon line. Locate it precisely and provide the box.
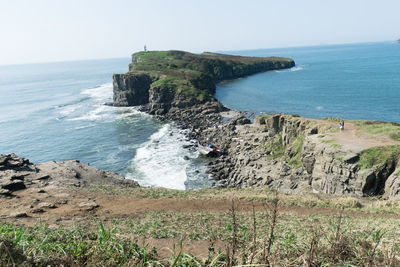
[1,39,396,67]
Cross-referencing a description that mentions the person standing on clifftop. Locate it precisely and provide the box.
[339,121,344,131]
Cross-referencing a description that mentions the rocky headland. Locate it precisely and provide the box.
[113,50,400,199]
[0,153,138,218]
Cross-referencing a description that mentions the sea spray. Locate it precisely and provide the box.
[127,123,210,190]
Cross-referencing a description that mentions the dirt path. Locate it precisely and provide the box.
[3,187,400,259]
[330,121,399,152]
[2,187,398,228]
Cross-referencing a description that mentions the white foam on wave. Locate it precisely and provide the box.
[55,83,113,121]
[58,105,78,116]
[55,82,146,122]
[127,124,201,190]
[81,83,113,102]
[275,65,304,73]
[67,105,113,121]
[291,66,304,72]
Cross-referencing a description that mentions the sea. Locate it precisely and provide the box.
[1,41,399,189]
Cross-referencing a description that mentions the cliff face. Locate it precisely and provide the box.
[205,115,400,199]
[113,73,155,107]
[113,50,295,113]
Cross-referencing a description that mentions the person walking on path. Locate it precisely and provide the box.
[339,121,344,131]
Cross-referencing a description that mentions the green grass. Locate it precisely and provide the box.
[267,135,286,158]
[265,133,304,167]
[123,50,294,104]
[321,139,342,149]
[321,139,336,144]
[354,120,400,141]
[0,221,160,266]
[322,117,343,122]
[3,204,400,266]
[254,114,272,121]
[331,143,342,149]
[287,134,305,168]
[357,145,400,169]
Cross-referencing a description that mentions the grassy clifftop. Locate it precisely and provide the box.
[125,50,295,102]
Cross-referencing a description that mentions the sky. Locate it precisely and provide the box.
[1,0,399,65]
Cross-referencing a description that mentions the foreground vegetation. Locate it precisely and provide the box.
[2,187,400,266]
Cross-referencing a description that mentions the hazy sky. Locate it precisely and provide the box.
[1,0,399,65]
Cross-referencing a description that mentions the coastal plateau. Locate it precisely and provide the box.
[113,50,400,199]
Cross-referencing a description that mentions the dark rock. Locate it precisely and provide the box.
[9,212,28,218]
[38,202,56,209]
[113,73,155,106]
[1,180,26,191]
[307,127,318,135]
[30,208,45,213]
[302,154,315,174]
[343,153,359,164]
[0,189,11,196]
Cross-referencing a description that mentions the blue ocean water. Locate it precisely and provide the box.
[0,58,208,189]
[216,42,400,123]
[1,42,399,190]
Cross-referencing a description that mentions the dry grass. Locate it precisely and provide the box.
[354,120,400,141]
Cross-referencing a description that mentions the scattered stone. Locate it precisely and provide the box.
[32,174,50,180]
[78,201,99,211]
[8,212,28,218]
[38,202,56,209]
[0,189,11,196]
[30,208,45,213]
[0,180,26,191]
[56,199,68,205]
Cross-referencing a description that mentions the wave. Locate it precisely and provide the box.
[275,65,304,73]
[81,83,113,102]
[127,124,206,190]
[58,105,78,116]
[290,66,304,72]
[55,82,145,122]
[66,105,113,121]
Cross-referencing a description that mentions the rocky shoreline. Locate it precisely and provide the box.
[139,100,400,199]
[112,50,400,199]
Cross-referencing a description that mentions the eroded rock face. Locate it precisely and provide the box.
[384,168,400,199]
[113,73,155,106]
[198,115,400,199]
[0,154,139,197]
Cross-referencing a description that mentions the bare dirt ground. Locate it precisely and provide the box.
[1,185,399,258]
[330,121,399,152]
